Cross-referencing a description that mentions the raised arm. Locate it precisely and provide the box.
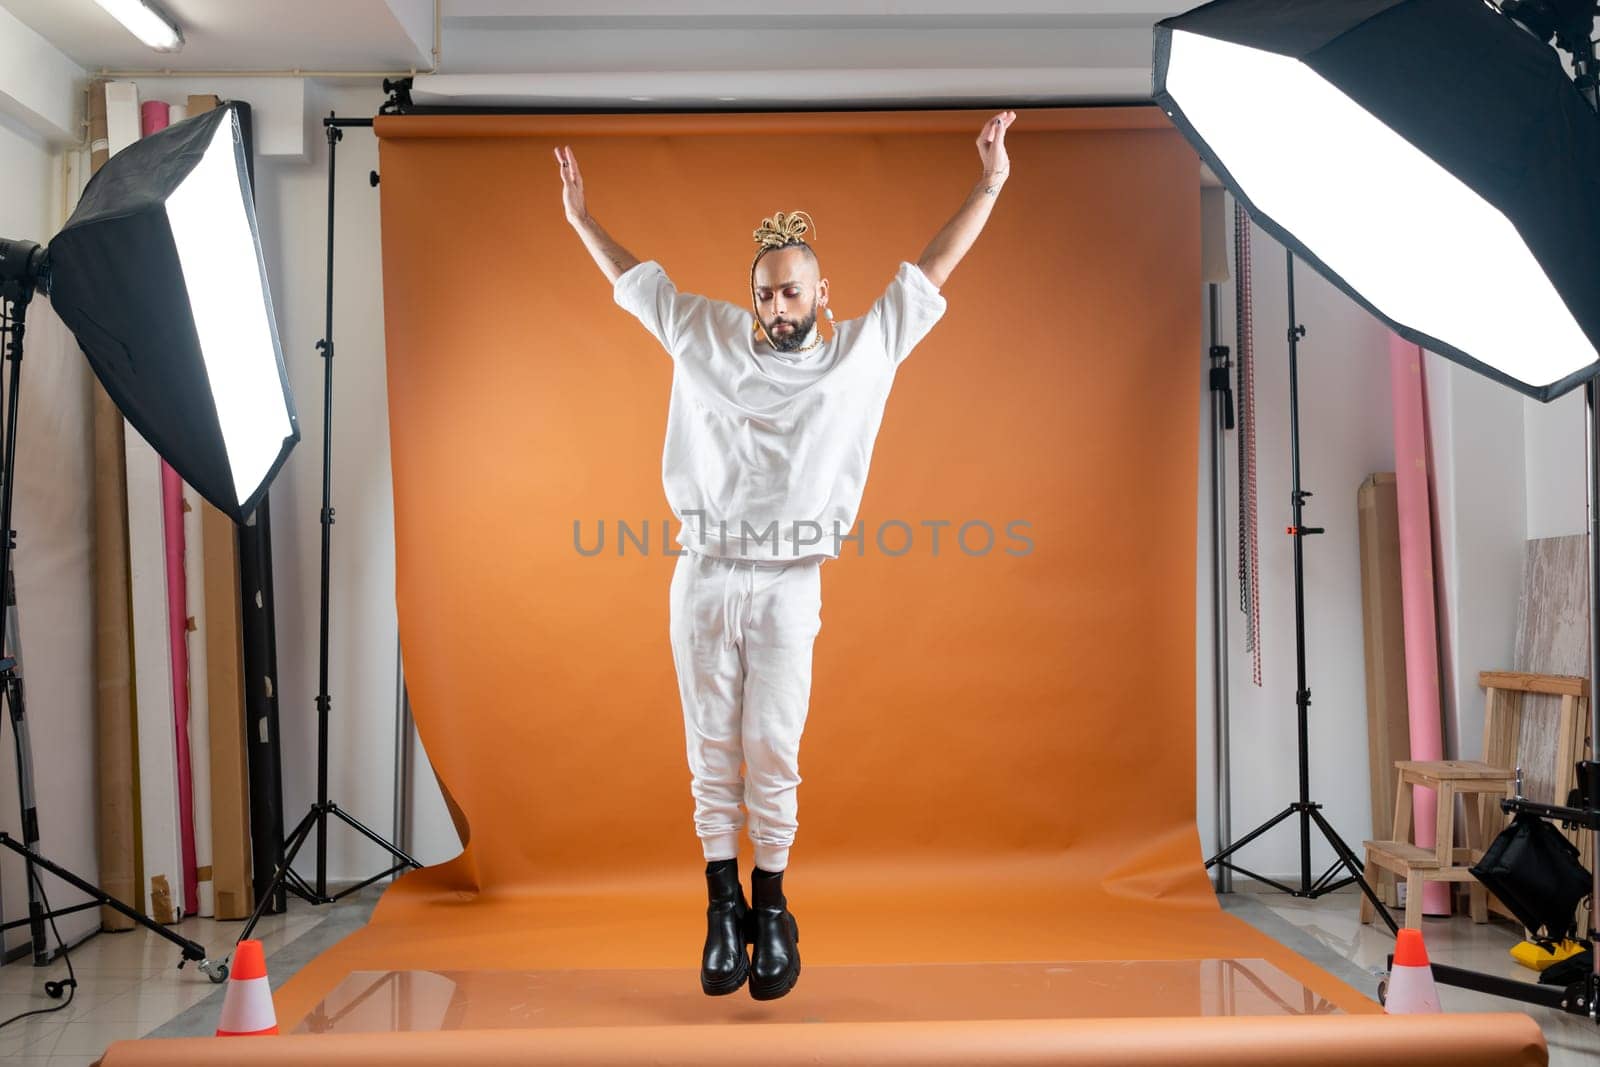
[556,145,641,285]
[915,111,1016,289]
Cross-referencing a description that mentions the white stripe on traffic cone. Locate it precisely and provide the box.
[1385,928,1441,1014]
[216,939,278,1036]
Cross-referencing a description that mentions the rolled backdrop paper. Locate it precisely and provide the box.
[114,81,185,923]
[88,77,138,932]
[141,98,200,920]
[1389,335,1451,917]
[267,107,1400,1029]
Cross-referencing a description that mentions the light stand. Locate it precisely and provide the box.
[237,116,419,945]
[0,273,224,982]
[1207,280,1235,894]
[1204,250,1399,933]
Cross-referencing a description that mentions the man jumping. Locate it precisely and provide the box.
[556,110,1015,1001]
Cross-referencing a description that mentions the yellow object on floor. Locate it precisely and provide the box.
[1509,938,1585,971]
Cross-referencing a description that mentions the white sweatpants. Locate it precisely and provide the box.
[668,549,823,873]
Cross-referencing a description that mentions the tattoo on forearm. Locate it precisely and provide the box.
[981,183,1002,196]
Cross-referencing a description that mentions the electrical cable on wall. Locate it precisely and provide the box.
[1234,201,1262,687]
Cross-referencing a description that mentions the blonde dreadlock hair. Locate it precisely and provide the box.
[753,209,815,252]
[750,210,825,348]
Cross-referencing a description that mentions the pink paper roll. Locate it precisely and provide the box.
[1388,335,1450,917]
[144,98,199,917]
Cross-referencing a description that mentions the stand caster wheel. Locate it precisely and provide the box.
[1377,976,1389,1006]
[199,958,230,984]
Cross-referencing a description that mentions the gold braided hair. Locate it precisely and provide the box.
[749,210,822,348]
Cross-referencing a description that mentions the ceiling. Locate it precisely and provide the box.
[0,1,1186,95]
[0,0,434,72]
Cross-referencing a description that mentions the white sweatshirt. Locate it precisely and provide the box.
[614,258,947,562]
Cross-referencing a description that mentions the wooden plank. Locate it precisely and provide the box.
[1512,536,1587,804]
[1476,671,1587,696]
[1358,473,1410,841]
[1394,760,1515,781]
[87,76,137,932]
[202,502,252,919]
[1363,841,1441,869]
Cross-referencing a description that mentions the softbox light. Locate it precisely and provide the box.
[44,102,298,522]
[1153,0,1600,401]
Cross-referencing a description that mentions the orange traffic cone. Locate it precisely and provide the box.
[216,939,278,1036]
[1385,928,1441,1014]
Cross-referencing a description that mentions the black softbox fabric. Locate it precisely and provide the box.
[1154,0,1600,402]
[46,103,298,522]
[1470,813,1592,943]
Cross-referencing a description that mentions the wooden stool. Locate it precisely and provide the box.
[1359,671,1590,932]
[1361,761,1515,930]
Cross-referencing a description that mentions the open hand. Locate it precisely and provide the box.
[555,144,587,224]
[977,111,1016,186]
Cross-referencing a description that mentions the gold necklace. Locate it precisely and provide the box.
[786,328,826,353]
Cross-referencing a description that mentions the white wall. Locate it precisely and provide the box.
[1525,390,1587,542]
[1425,357,1526,763]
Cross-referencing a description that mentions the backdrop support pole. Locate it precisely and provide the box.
[1207,281,1235,894]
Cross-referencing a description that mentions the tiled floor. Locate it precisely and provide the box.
[0,884,1595,1064]
[1232,889,1600,1066]
[0,896,335,1066]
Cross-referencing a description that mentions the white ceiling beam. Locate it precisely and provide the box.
[0,3,87,143]
[445,1,1187,19]
[411,66,1152,108]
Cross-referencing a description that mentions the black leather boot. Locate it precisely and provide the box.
[701,859,753,996]
[748,866,801,1000]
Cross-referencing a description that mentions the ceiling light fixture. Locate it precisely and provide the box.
[93,0,184,54]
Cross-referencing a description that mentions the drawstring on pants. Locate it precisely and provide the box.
[721,561,754,649]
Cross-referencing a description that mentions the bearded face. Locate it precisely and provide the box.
[763,302,819,352]
[752,244,826,352]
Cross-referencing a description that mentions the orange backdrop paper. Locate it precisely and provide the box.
[375,106,1202,892]
[256,108,1439,1041]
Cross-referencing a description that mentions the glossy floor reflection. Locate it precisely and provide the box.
[294,958,1340,1033]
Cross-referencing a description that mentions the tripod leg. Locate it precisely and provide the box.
[330,862,412,901]
[1206,805,1296,868]
[0,833,206,962]
[237,806,321,944]
[327,804,421,870]
[283,865,319,900]
[1309,806,1397,934]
